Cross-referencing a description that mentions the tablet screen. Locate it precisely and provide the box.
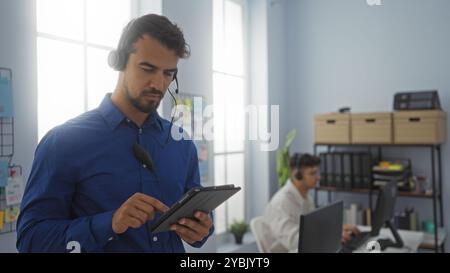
[150,185,241,233]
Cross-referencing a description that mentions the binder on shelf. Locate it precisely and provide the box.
[342,152,353,189]
[360,153,372,189]
[350,152,372,189]
[326,153,335,187]
[352,152,362,189]
[334,153,344,189]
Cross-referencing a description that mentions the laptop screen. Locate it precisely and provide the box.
[298,201,343,253]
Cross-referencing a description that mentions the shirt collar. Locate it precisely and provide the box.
[286,178,311,205]
[98,93,163,131]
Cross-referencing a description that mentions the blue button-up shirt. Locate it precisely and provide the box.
[17,94,213,253]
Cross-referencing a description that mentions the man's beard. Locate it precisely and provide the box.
[124,85,163,114]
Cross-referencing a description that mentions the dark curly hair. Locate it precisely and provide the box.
[117,14,190,62]
[289,153,321,171]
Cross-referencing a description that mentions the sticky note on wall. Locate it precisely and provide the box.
[5,175,24,206]
[5,206,19,223]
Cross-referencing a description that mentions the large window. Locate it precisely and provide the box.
[213,0,247,234]
[37,0,132,140]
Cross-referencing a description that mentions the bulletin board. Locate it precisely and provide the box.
[0,67,23,235]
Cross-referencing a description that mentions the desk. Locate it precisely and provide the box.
[353,226,424,253]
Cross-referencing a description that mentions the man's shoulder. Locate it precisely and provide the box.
[64,109,104,129]
[40,110,106,147]
[267,185,303,211]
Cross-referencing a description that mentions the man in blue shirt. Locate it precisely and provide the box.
[17,14,214,253]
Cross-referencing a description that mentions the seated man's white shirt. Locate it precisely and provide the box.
[262,179,315,253]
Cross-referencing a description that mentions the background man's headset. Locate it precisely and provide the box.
[108,18,180,143]
[293,153,304,180]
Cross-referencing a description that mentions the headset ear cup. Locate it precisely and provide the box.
[295,170,303,180]
[108,51,119,70]
[108,50,126,71]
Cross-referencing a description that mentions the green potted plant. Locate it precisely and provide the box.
[276,129,297,189]
[229,220,249,244]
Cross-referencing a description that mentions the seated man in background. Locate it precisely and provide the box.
[262,153,359,252]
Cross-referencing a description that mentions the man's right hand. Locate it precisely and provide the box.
[112,193,169,234]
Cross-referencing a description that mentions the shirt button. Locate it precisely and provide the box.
[153,236,158,242]
[126,119,130,123]
[108,237,114,241]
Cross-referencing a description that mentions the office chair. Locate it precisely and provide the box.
[250,216,272,253]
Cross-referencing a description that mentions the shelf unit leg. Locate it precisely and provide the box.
[437,145,445,252]
[431,146,439,252]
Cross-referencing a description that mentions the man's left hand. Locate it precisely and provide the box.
[170,211,213,244]
[342,224,361,243]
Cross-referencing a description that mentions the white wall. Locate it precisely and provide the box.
[247,0,270,219]
[0,0,37,253]
[284,0,450,251]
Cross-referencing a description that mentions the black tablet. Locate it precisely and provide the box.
[150,184,241,233]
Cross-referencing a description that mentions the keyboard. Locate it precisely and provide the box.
[343,231,371,251]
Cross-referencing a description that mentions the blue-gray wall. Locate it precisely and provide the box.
[284,0,450,250]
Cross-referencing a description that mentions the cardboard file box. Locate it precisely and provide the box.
[351,112,393,144]
[394,110,447,144]
[314,113,351,144]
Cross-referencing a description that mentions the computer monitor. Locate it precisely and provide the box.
[370,180,404,250]
[298,201,343,253]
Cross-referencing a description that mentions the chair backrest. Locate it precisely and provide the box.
[250,216,272,253]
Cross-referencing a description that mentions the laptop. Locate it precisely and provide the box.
[298,201,344,253]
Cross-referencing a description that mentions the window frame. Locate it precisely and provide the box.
[36,0,139,140]
[212,0,250,237]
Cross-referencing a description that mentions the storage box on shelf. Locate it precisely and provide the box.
[394,110,447,144]
[352,112,393,144]
[314,113,351,144]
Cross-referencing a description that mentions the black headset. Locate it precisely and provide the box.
[294,154,303,180]
[108,18,135,72]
